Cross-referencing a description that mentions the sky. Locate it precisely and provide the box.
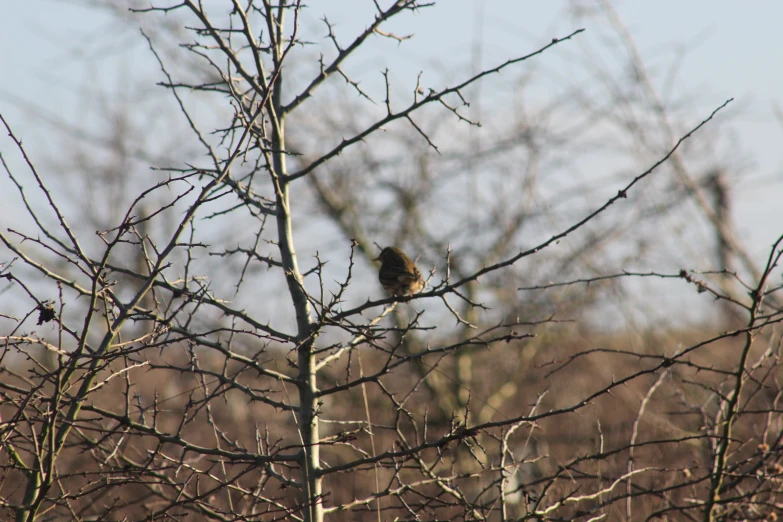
[1,0,782,327]
[2,1,781,240]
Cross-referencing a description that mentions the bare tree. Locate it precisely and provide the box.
[2,2,783,522]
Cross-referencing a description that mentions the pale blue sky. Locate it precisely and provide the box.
[1,0,782,311]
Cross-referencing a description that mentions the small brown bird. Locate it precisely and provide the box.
[375,246,424,296]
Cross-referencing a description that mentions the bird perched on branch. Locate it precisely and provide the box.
[375,246,424,296]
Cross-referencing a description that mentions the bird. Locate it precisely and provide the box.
[374,246,424,296]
